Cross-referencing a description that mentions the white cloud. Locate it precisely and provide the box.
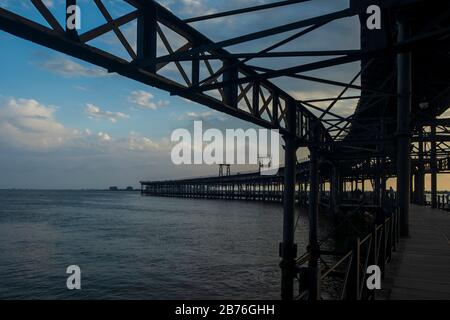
[128,90,170,110]
[85,103,130,123]
[37,55,108,78]
[98,131,112,142]
[178,110,226,122]
[0,98,69,150]
[128,132,160,151]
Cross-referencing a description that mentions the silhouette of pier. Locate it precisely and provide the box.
[1,0,449,300]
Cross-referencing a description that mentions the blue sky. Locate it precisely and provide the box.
[0,0,360,189]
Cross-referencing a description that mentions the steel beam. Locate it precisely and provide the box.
[307,120,321,300]
[431,124,438,208]
[137,2,157,73]
[280,101,298,300]
[417,128,425,205]
[184,0,310,23]
[396,17,411,237]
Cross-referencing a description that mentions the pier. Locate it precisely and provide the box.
[1,0,449,300]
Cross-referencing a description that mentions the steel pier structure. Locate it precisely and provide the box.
[1,0,449,300]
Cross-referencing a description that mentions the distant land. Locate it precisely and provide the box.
[108,186,139,192]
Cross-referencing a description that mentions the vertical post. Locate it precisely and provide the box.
[417,127,425,205]
[347,238,361,300]
[192,41,200,86]
[252,82,260,116]
[66,0,78,39]
[308,120,321,300]
[331,163,340,216]
[137,3,158,73]
[280,101,297,300]
[223,60,238,108]
[431,124,438,209]
[374,158,381,206]
[396,17,412,237]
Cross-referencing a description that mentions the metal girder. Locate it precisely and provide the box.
[184,0,311,23]
[0,1,330,142]
[183,28,450,93]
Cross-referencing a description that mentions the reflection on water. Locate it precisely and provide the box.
[0,190,333,299]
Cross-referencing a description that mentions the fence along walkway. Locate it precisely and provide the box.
[385,205,450,299]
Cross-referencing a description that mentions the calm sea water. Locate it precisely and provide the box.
[0,190,332,300]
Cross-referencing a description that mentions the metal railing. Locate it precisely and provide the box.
[295,195,399,300]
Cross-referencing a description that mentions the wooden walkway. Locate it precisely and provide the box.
[384,205,450,300]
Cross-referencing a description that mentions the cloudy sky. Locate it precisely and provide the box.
[0,0,362,189]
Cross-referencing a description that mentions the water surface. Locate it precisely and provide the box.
[0,190,331,299]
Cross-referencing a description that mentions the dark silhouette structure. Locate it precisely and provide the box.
[1,0,449,300]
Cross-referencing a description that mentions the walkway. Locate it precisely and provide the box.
[385,205,450,299]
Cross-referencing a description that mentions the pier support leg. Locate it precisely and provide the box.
[396,18,412,237]
[307,121,321,300]
[280,103,297,300]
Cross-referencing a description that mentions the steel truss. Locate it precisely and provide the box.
[1,0,450,301]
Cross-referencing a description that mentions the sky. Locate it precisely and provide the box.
[0,0,412,190]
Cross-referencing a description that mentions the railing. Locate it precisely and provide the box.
[437,193,450,211]
[295,196,399,300]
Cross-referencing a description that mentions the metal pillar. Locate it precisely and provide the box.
[431,124,437,208]
[308,120,321,300]
[375,158,381,206]
[137,2,158,73]
[417,128,425,205]
[331,163,340,215]
[280,102,297,300]
[223,60,238,108]
[65,0,78,39]
[396,17,412,237]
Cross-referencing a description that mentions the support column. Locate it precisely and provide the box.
[137,2,158,73]
[66,0,79,40]
[417,128,425,205]
[331,163,340,216]
[308,120,321,300]
[280,102,297,300]
[374,158,381,206]
[431,124,437,208]
[396,17,412,237]
[223,60,238,108]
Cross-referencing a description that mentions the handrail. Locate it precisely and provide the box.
[296,202,399,300]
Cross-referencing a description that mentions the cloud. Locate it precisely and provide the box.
[97,131,112,142]
[36,55,109,78]
[85,103,130,123]
[0,98,70,150]
[178,110,226,122]
[128,132,160,151]
[128,90,170,110]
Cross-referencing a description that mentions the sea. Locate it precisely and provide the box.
[0,190,333,299]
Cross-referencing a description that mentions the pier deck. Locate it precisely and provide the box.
[386,205,450,300]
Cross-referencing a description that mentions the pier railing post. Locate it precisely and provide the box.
[431,124,438,209]
[396,16,412,237]
[347,237,360,300]
[280,101,298,300]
